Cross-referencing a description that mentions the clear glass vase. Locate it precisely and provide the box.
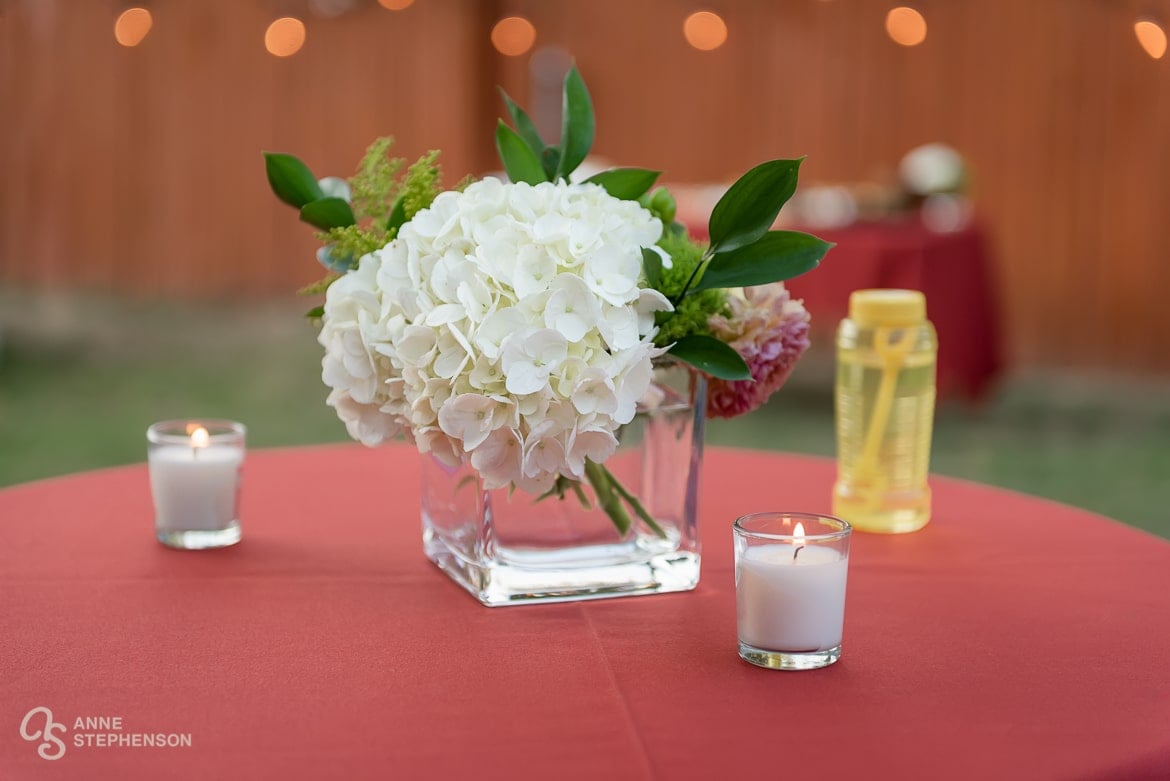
[420,361,705,606]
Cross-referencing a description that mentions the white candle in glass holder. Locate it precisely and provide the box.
[736,536,849,653]
[148,424,243,533]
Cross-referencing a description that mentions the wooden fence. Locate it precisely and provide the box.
[2,0,1169,371]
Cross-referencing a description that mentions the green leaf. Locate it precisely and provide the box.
[692,231,833,292]
[555,65,595,180]
[386,195,407,234]
[495,121,547,185]
[305,305,325,319]
[499,88,545,155]
[642,247,663,289]
[708,158,803,253]
[668,335,752,380]
[541,147,561,181]
[264,152,324,209]
[585,168,661,200]
[299,197,356,230]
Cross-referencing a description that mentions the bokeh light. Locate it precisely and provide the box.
[683,11,728,51]
[265,17,307,58]
[491,16,537,57]
[886,7,927,47]
[377,0,415,10]
[114,7,153,48]
[1134,20,1167,60]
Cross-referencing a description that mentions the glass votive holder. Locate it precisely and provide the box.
[147,420,245,550]
[733,512,852,670]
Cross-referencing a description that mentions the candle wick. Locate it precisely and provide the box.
[793,545,805,561]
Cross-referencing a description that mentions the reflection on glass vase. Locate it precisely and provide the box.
[421,360,705,606]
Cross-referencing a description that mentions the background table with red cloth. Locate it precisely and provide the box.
[791,219,1002,400]
[2,445,1168,781]
[687,216,1003,400]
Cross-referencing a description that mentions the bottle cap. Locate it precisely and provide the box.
[848,289,926,328]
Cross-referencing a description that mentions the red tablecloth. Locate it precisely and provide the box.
[2,445,1168,781]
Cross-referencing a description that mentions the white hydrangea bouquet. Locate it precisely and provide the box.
[264,66,831,544]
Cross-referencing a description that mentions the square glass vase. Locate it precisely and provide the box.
[420,362,705,606]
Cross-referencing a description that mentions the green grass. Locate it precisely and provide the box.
[3,290,1168,539]
[0,293,346,485]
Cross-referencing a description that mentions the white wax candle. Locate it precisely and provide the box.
[736,544,849,653]
[148,444,243,532]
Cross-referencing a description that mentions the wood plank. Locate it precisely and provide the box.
[1,0,1169,372]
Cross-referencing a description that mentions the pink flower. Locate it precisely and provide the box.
[705,284,811,419]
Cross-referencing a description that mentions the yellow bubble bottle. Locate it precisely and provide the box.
[832,290,937,533]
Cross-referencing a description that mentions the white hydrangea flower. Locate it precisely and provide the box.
[318,256,405,445]
[315,177,672,488]
[501,328,569,395]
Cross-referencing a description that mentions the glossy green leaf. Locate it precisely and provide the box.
[692,231,833,291]
[642,247,663,289]
[541,146,561,181]
[667,335,752,380]
[299,197,356,230]
[495,121,547,185]
[386,195,407,234]
[264,152,324,209]
[585,168,661,200]
[708,158,803,253]
[305,305,325,319]
[555,65,595,180]
[499,88,545,155]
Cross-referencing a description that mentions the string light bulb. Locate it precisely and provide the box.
[265,17,306,57]
[683,11,728,51]
[114,7,153,47]
[1134,18,1167,59]
[886,6,927,47]
[491,16,536,57]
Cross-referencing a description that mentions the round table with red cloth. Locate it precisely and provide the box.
[2,445,1168,780]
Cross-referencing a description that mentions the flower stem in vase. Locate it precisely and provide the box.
[584,460,667,539]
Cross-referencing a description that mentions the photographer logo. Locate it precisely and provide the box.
[19,707,66,761]
[19,706,192,760]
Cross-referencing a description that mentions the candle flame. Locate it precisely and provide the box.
[791,521,807,561]
[190,426,210,448]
